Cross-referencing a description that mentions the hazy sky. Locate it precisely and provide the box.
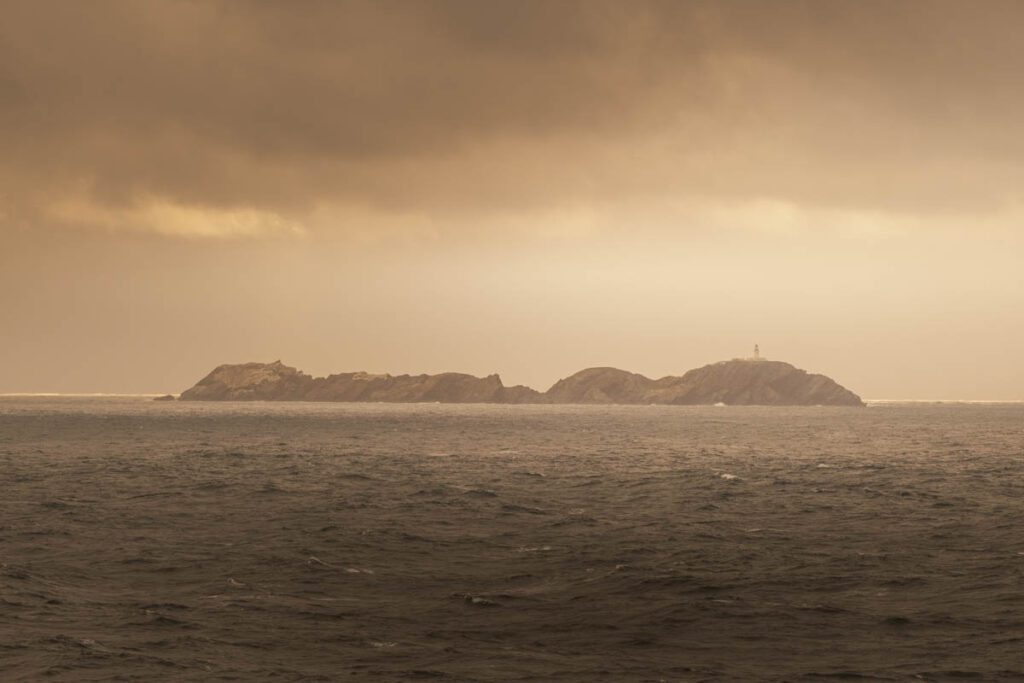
[3,0,1024,398]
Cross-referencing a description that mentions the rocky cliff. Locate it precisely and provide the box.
[178,361,542,403]
[548,360,863,406]
[178,358,863,406]
[669,359,863,406]
[544,367,655,404]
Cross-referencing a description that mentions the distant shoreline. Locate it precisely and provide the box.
[175,359,866,407]
[0,393,172,398]
[2,395,1023,405]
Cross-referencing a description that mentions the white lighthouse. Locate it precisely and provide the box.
[753,344,761,361]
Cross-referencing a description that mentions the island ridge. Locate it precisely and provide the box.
[177,357,864,407]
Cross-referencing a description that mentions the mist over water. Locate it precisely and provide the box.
[2,398,1022,681]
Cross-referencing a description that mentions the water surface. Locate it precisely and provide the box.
[1,398,1022,681]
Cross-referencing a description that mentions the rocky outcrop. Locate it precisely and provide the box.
[551,360,863,406]
[178,361,314,401]
[662,360,863,406]
[179,359,863,406]
[304,371,541,403]
[178,361,541,403]
[544,367,656,404]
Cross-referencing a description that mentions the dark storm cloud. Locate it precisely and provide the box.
[3,0,1024,236]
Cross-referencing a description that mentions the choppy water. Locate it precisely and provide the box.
[1,398,1023,682]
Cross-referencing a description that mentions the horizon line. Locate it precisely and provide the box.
[2,393,1024,404]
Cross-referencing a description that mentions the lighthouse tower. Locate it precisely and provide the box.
[753,344,761,361]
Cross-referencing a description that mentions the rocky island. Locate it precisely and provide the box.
[177,353,864,406]
[178,361,542,403]
[546,361,863,406]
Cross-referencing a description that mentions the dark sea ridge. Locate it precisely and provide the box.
[1,397,1022,682]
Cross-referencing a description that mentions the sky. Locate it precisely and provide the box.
[2,0,1024,399]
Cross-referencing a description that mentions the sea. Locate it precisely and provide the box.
[1,397,1022,682]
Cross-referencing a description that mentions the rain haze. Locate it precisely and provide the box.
[3,0,1023,398]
